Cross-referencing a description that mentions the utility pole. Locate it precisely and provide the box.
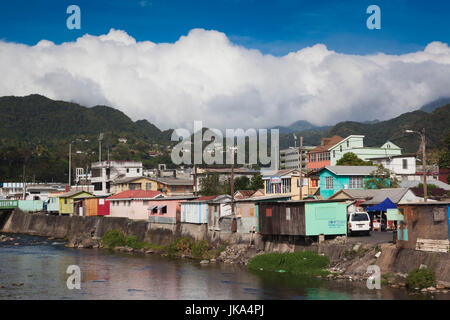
[69,142,72,187]
[422,128,427,202]
[405,128,427,202]
[230,146,238,215]
[298,136,303,200]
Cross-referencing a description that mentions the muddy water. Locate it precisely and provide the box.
[0,233,446,300]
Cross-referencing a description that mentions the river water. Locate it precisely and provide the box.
[0,233,447,300]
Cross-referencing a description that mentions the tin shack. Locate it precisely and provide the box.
[396,202,450,252]
[258,200,354,237]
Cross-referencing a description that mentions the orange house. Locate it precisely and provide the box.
[307,136,344,170]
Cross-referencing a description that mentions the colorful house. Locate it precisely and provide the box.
[307,136,344,170]
[328,136,402,165]
[318,166,378,199]
[112,176,194,197]
[107,190,196,222]
[58,190,94,216]
[180,195,218,224]
[262,169,311,200]
[107,190,163,220]
[84,197,111,216]
[258,200,354,237]
[233,194,292,233]
[112,176,157,194]
[396,202,450,251]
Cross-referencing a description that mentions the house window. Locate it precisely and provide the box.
[402,159,408,170]
[126,168,130,173]
[286,208,291,221]
[281,178,291,193]
[333,150,336,158]
[160,205,167,214]
[326,177,334,189]
[143,200,148,206]
[340,145,342,152]
[266,208,272,217]
[137,169,140,173]
[349,176,363,189]
[265,180,272,194]
[146,183,152,190]
[347,140,349,148]
[64,199,67,204]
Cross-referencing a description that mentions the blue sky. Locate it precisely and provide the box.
[1,0,450,55]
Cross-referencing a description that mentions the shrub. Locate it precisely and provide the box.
[126,235,144,249]
[406,268,435,289]
[102,229,126,249]
[191,240,209,259]
[248,251,330,276]
[167,237,193,256]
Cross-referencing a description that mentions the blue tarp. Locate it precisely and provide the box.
[366,197,397,212]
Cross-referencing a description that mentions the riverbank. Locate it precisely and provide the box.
[1,209,450,297]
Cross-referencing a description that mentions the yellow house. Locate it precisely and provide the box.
[262,169,312,200]
[58,190,94,216]
[112,176,194,197]
[112,176,158,194]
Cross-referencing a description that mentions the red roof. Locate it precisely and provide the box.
[195,195,218,201]
[107,190,162,200]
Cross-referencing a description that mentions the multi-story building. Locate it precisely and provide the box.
[307,136,344,170]
[328,136,402,165]
[368,154,417,180]
[262,169,317,200]
[307,135,403,170]
[90,161,143,196]
[279,146,314,170]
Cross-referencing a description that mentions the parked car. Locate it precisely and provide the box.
[348,212,371,236]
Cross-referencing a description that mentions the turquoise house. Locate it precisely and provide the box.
[319,166,378,199]
[258,199,353,236]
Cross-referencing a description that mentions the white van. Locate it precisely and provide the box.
[348,212,371,235]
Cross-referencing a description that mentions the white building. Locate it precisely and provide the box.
[328,135,402,165]
[368,154,417,178]
[91,161,143,196]
[279,146,314,170]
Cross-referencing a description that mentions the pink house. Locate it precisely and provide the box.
[106,190,197,222]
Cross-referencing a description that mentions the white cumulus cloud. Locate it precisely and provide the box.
[1,28,450,130]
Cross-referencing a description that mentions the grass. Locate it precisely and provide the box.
[102,229,164,251]
[102,231,223,260]
[248,251,330,277]
[167,237,222,260]
[406,268,435,290]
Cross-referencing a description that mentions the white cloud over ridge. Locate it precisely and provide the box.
[1,28,450,130]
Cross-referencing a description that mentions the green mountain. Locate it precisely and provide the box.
[280,104,450,153]
[0,94,171,144]
[0,94,174,182]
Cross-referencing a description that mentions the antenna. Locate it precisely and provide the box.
[98,133,104,162]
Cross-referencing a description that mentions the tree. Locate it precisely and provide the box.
[199,173,229,196]
[249,173,264,191]
[438,133,450,169]
[364,165,399,189]
[336,152,373,166]
[234,176,250,191]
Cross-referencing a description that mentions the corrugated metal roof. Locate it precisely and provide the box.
[59,190,93,198]
[106,190,162,200]
[325,166,378,176]
[360,188,410,205]
[401,178,450,191]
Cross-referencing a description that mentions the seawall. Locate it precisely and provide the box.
[0,209,257,247]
